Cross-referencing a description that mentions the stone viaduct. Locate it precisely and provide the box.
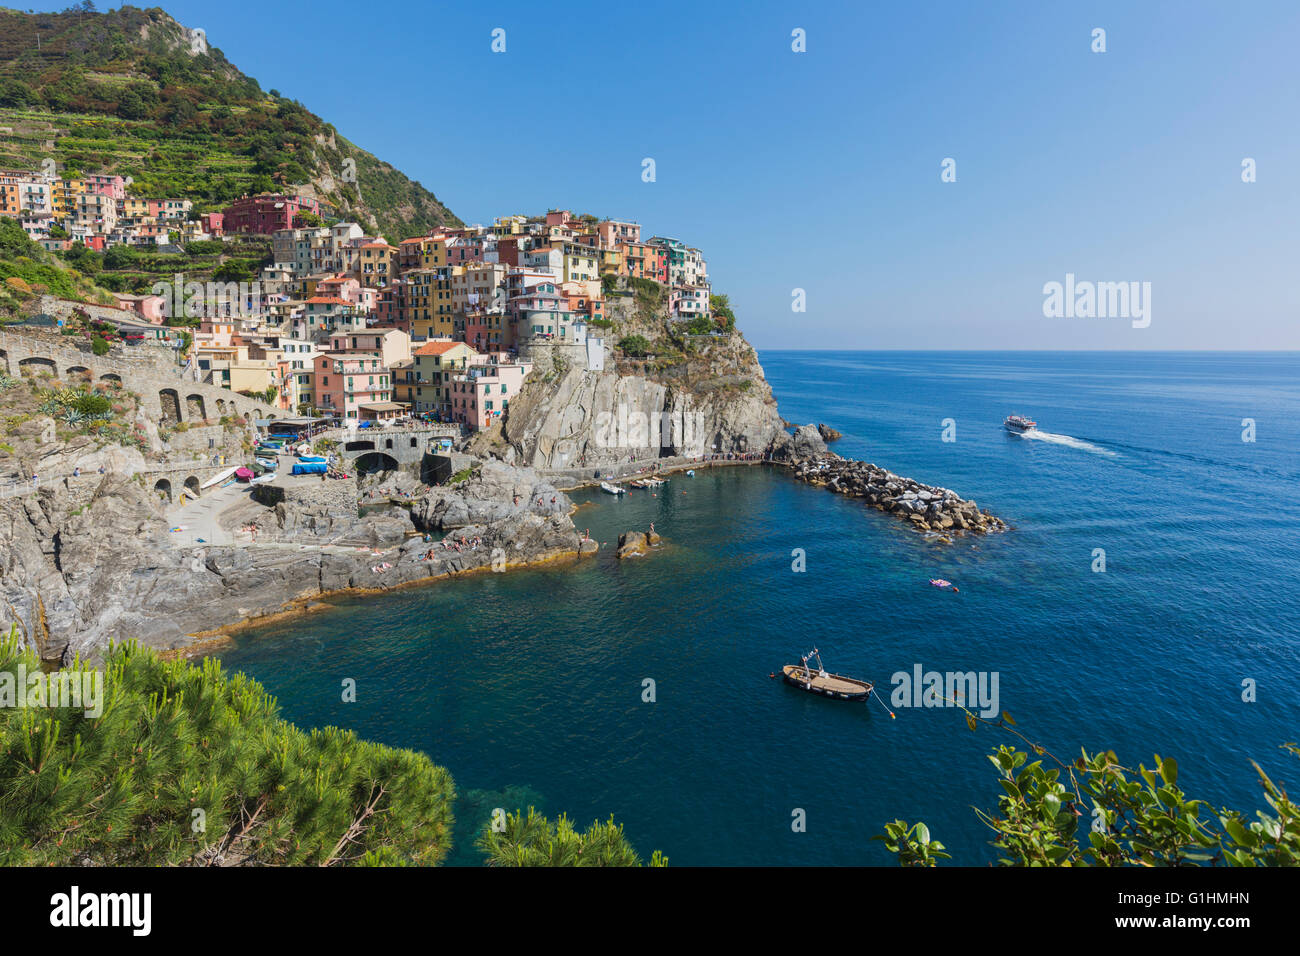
[0,329,275,426]
[315,424,460,474]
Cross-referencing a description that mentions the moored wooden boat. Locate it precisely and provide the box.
[780,649,873,701]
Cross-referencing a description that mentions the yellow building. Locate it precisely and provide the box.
[357,241,396,288]
[597,247,622,276]
[450,262,507,314]
[493,215,527,236]
[54,179,86,217]
[561,244,600,284]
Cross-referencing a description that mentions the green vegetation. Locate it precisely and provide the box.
[709,293,737,331]
[448,466,474,485]
[0,6,460,238]
[477,807,666,867]
[1,377,148,450]
[617,334,653,357]
[0,219,117,318]
[237,385,277,404]
[876,709,1299,867]
[0,633,455,865]
[628,276,664,309]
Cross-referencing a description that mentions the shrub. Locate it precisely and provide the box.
[0,634,456,866]
[478,807,666,867]
[618,334,652,357]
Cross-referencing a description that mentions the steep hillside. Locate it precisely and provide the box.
[471,278,789,469]
[0,5,460,239]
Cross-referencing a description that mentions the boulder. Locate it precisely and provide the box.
[617,531,648,558]
[791,424,829,459]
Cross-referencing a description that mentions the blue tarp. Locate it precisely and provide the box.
[291,462,328,475]
[297,455,327,463]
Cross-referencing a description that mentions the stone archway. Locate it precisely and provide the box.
[215,397,228,415]
[183,475,201,499]
[66,365,91,380]
[344,440,375,452]
[154,478,172,503]
[19,356,57,378]
[100,373,122,384]
[186,394,206,421]
[159,388,181,425]
[354,452,399,475]
[0,348,8,374]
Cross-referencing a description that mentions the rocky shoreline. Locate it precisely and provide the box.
[0,458,594,664]
[0,419,1009,664]
[784,450,1007,537]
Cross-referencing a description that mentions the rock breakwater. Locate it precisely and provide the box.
[788,456,1007,536]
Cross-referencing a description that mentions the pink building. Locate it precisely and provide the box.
[313,349,393,420]
[316,275,362,304]
[463,311,508,353]
[222,194,322,235]
[113,294,167,323]
[85,175,127,202]
[597,219,640,249]
[446,235,493,265]
[447,361,532,430]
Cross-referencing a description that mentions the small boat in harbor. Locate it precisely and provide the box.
[600,481,625,495]
[1004,414,1037,434]
[779,648,874,702]
[200,466,239,489]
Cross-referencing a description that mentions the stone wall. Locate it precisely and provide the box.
[252,473,357,514]
[0,328,273,425]
[160,423,247,459]
[37,294,147,327]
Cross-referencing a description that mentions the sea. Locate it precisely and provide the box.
[217,351,1300,866]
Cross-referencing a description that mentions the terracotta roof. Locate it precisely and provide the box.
[415,341,473,356]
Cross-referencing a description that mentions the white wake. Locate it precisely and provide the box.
[1017,429,1117,457]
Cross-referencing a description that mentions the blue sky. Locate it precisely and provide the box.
[40,1,1300,349]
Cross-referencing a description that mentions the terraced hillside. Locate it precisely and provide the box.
[0,5,461,240]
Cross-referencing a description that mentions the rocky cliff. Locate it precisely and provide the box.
[472,283,789,469]
[0,461,585,664]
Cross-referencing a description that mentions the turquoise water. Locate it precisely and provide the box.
[218,352,1300,865]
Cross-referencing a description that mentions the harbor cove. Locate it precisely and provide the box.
[217,351,1300,866]
[0,2,1296,892]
